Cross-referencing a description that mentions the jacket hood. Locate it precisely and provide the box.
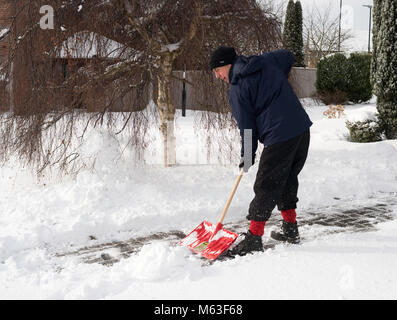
[229,55,266,85]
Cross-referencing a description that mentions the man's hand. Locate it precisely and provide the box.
[239,154,256,172]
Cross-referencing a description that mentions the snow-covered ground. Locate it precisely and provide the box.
[1,98,397,300]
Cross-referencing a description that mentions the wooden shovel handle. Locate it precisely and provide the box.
[217,168,244,225]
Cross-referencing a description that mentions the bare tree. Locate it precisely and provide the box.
[1,0,281,175]
[303,3,353,67]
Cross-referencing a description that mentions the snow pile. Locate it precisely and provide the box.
[126,242,200,281]
[344,105,378,122]
[1,100,397,299]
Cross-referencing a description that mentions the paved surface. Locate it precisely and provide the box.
[57,195,397,266]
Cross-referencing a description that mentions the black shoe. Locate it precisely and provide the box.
[229,231,264,257]
[270,221,300,244]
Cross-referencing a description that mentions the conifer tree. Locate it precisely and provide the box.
[283,0,305,67]
[283,0,295,53]
[372,0,397,139]
[293,1,305,67]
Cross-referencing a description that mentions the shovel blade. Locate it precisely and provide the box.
[180,221,238,260]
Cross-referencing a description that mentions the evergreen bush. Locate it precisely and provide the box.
[316,53,349,104]
[346,53,373,103]
[346,119,382,143]
[316,53,373,105]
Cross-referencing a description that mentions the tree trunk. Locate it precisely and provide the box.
[157,53,176,167]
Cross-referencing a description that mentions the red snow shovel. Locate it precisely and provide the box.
[180,168,243,260]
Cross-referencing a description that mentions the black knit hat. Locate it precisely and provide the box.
[210,46,237,70]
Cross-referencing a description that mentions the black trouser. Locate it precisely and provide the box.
[246,129,310,222]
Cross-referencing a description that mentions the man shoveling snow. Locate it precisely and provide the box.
[210,46,312,256]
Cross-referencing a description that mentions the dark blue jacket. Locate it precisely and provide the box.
[228,49,312,157]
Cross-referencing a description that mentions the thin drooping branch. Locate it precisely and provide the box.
[0,0,282,175]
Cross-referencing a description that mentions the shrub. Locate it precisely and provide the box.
[345,53,373,103]
[316,53,373,105]
[316,53,349,104]
[346,119,382,143]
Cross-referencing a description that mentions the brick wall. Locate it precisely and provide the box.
[0,80,8,111]
[0,0,13,111]
[0,0,13,64]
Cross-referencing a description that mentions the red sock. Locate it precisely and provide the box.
[281,209,297,223]
[249,220,266,236]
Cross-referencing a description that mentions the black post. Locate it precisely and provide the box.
[181,69,186,117]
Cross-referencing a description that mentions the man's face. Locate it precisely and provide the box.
[213,64,231,84]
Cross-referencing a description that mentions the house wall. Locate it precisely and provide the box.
[1,59,318,113]
[0,0,13,64]
[0,0,13,112]
[1,0,319,114]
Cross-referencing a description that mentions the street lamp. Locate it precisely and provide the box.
[363,5,373,53]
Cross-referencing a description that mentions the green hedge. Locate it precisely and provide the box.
[316,53,373,104]
[346,53,373,103]
[316,53,348,103]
